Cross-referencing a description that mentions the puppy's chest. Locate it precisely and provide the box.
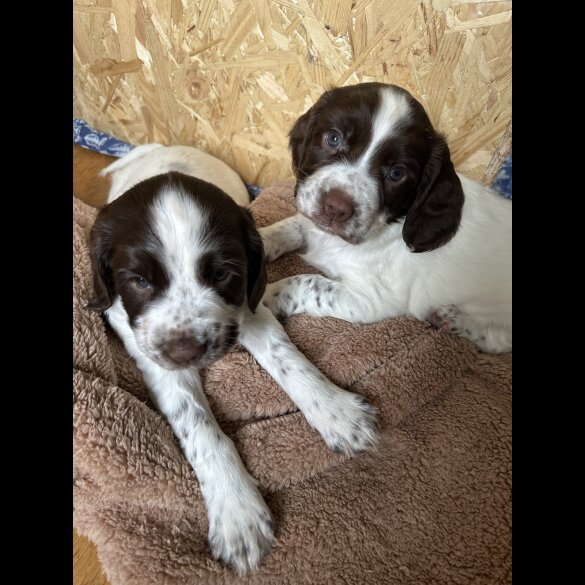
[301,228,415,291]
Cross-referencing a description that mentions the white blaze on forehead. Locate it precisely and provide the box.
[358,87,411,170]
[150,187,209,275]
[129,186,242,368]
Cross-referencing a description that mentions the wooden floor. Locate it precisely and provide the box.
[73,144,113,207]
[73,144,115,585]
[73,528,111,585]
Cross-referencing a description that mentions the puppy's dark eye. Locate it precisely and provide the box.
[214,268,229,282]
[385,167,405,182]
[132,276,151,289]
[324,130,342,149]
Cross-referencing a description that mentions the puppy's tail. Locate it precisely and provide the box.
[99,143,164,177]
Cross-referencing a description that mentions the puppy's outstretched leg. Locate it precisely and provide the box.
[240,303,379,455]
[106,299,274,575]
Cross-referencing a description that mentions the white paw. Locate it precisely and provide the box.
[428,304,463,333]
[208,488,274,575]
[306,389,379,456]
[262,280,295,318]
[258,226,283,262]
[428,304,504,353]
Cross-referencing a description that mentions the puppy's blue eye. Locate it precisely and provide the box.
[324,130,342,149]
[214,268,228,282]
[134,276,151,289]
[386,167,405,182]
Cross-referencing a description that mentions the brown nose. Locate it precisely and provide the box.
[166,338,206,365]
[323,189,354,222]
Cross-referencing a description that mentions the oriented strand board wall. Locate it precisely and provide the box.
[73,0,511,187]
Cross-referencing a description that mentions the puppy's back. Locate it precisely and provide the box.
[101,144,250,207]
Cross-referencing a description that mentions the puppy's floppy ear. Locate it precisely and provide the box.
[86,212,115,311]
[402,135,464,253]
[241,208,267,312]
[289,107,314,178]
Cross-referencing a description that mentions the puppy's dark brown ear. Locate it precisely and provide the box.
[241,208,267,312]
[86,212,115,311]
[402,135,464,253]
[289,107,314,178]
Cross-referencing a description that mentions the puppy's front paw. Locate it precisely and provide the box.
[208,488,274,575]
[258,226,284,262]
[428,304,463,333]
[307,390,379,456]
[262,280,296,318]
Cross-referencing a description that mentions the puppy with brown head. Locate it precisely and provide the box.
[261,83,511,353]
[89,172,265,369]
[87,144,379,575]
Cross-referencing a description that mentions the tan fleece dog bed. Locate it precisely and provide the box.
[73,181,512,585]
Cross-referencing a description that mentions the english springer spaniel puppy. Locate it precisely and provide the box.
[87,144,378,575]
[260,83,512,354]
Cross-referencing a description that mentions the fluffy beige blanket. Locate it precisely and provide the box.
[73,181,511,585]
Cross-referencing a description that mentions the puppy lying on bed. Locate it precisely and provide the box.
[87,144,378,575]
[260,83,512,354]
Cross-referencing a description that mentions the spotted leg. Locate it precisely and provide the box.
[105,298,274,575]
[239,303,379,455]
[262,274,379,323]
